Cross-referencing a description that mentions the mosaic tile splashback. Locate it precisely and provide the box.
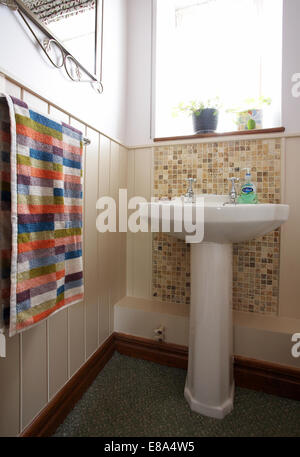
[152,139,281,314]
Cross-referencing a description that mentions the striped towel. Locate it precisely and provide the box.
[0,94,84,337]
[0,98,12,331]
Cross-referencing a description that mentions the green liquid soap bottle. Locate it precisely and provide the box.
[237,168,258,204]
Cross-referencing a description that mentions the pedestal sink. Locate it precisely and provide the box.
[142,195,289,419]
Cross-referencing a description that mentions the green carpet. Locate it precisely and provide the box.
[54,353,300,437]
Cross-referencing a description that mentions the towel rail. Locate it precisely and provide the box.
[0,0,104,94]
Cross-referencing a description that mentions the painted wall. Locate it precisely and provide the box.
[114,296,300,369]
[0,76,127,437]
[125,134,300,369]
[125,0,300,145]
[0,2,129,436]
[282,0,300,133]
[279,136,300,320]
[125,1,300,322]
[125,0,153,147]
[4,0,295,146]
[0,0,300,438]
[127,147,153,298]
[0,0,128,144]
[152,139,281,314]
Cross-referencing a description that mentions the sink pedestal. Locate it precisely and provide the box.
[184,242,234,419]
[144,197,289,418]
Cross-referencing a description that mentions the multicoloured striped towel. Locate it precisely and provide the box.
[0,97,12,331]
[0,94,84,337]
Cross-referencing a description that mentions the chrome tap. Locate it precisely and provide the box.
[227,177,239,204]
[185,178,196,201]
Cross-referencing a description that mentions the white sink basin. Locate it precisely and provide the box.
[143,194,289,419]
[144,195,289,243]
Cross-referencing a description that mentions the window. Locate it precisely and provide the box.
[154,0,283,137]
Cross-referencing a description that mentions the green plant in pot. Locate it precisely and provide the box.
[227,97,272,131]
[174,98,221,134]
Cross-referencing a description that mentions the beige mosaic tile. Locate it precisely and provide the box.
[152,139,281,314]
[153,234,191,305]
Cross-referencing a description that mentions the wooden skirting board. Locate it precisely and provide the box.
[114,332,189,369]
[21,334,115,437]
[21,332,300,437]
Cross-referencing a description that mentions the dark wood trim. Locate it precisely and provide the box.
[114,333,300,402]
[20,332,300,437]
[114,332,188,369]
[153,127,285,143]
[234,355,300,401]
[20,334,115,437]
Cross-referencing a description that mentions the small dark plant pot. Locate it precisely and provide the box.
[192,109,219,134]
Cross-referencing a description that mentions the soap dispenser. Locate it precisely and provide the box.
[237,168,258,204]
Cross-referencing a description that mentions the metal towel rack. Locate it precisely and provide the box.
[0,0,104,94]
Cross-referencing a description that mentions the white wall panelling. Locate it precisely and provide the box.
[126,148,153,299]
[0,74,128,436]
[0,0,128,143]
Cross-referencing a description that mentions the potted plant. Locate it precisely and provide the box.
[227,97,272,131]
[174,98,221,134]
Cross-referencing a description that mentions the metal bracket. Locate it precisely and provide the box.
[0,0,104,93]
[0,0,17,10]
